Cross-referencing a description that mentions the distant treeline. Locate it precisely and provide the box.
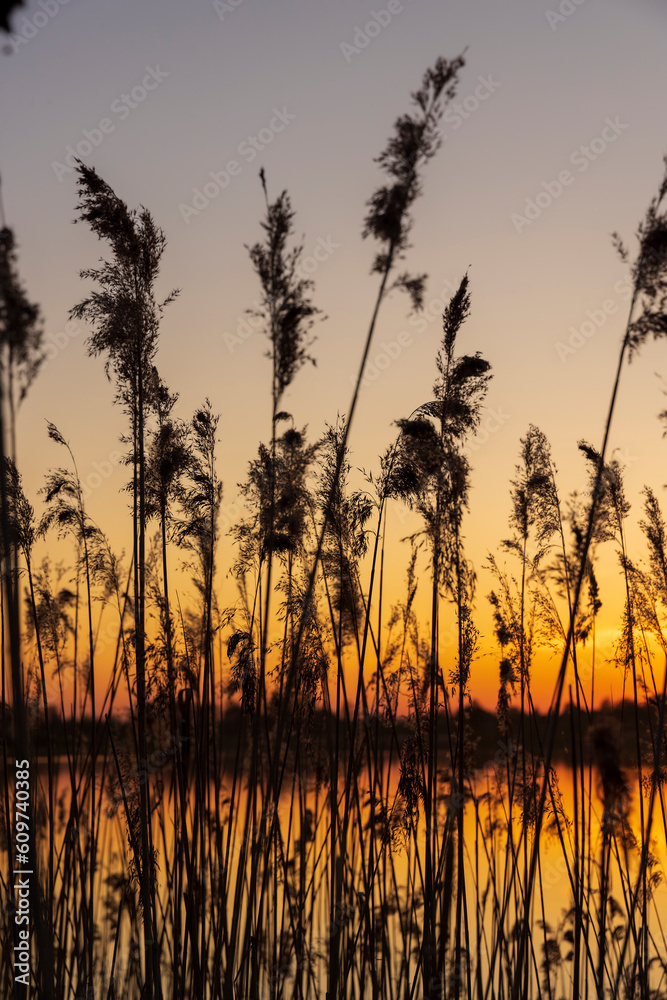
[3,698,655,773]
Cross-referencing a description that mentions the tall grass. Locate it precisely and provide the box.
[2,58,667,1000]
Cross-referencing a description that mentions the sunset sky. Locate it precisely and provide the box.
[2,0,667,711]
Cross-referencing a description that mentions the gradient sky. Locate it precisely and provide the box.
[2,0,667,711]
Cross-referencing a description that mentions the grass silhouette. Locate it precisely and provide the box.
[2,55,667,1000]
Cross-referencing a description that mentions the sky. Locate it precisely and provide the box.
[2,0,667,711]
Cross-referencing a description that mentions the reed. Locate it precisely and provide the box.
[2,58,667,1000]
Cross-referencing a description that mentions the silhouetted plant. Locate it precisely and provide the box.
[70,162,176,999]
[248,180,321,420]
[389,274,491,999]
[4,57,667,1000]
[0,225,43,458]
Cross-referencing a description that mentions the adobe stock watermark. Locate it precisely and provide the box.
[51,66,170,182]
[218,496,244,531]
[352,277,460,388]
[354,332,413,388]
[340,0,412,63]
[213,0,246,20]
[3,0,71,54]
[511,117,629,234]
[90,615,128,661]
[554,273,633,362]
[545,0,587,31]
[178,107,296,224]
[80,449,123,500]
[461,405,511,459]
[42,319,83,362]
[442,75,501,137]
[222,235,339,352]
